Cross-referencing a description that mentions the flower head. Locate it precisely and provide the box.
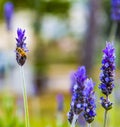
[100,97,112,111]
[74,66,87,85]
[111,0,120,21]
[99,42,115,110]
[15,28,28,66]
[4,2,14,30]
[68,66,87,124]
[83,79,96,123]
[16,28,28,52]
[99,42,115,96]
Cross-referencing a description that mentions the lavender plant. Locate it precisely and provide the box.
[99,42,116,127]
[56,94,64,127]
[56,94,64,112]
[109,0,120,41]
[68,66,87,127]
[83,78,96,127]
[15,28,29,127]
[111,0,120,21]
[4,2,14,31]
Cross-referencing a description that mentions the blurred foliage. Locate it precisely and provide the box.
[33,38,48,75]
[0,94,25,127]
[0,0,71,19]
[45,41,78,64]
[101,0,114,37]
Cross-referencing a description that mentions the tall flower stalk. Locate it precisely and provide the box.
[83,78,96,127]
[99,42,116,127]
[67,66,87,127]
[15,28,29,127]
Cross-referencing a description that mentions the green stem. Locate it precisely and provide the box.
[109,22,117,42]
[20,66,30,127]
[71,114,78,127]
[103,110,107,127]
[88,123,91,127]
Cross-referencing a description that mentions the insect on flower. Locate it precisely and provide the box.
[16,47,27,58]
[15,28,28,66]
[16,47,27,66]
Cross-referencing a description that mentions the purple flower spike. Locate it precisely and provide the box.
[99,42,115,96]
[15,28,28,66]
[99,42,116,110]
[4,2,14,30]
[16,28,28,52]
[68,66,87,124]
[111,0,120,21]
[74,66,87,85]
[83,79,96,123]
[56,94,64,112]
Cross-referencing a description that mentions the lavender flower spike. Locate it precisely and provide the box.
[4,2,14,30]
[111,0,120,21]
[83,78,96,123]
[56,94,64,112]
[99,42,115,110]
[68,66,87,125]
[15,28,28,66]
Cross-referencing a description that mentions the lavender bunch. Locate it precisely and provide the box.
[15,28,30,127]
[4,2,14,31]
[99,42,116,127]
[83,79,96,126]
[68,66,87,127]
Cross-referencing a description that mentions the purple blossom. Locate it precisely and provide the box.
[111,0,120,21]
[99,42,115,110]
[56,94,64,112]
[74,66,87,85]
[15,28,28,66]
[16,28,28,52]
[70,72,76,94]
[83,79,96,123]
[68,66,87,124]
[4,2,14,30]
[100,97,112,110]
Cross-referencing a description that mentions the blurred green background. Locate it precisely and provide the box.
[0,0,120,127]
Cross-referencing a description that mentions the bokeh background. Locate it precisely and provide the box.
[0,0,120,127]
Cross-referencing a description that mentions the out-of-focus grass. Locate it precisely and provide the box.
[0,64,120,127]
[0,90,120,127]
[29,92,71,127]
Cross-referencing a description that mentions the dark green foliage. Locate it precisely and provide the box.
[0,0,70,19]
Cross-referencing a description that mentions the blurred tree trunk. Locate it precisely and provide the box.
[33,13,48,95]
[81,0,101,74]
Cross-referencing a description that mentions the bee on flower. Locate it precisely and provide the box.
[15,28,28,66]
